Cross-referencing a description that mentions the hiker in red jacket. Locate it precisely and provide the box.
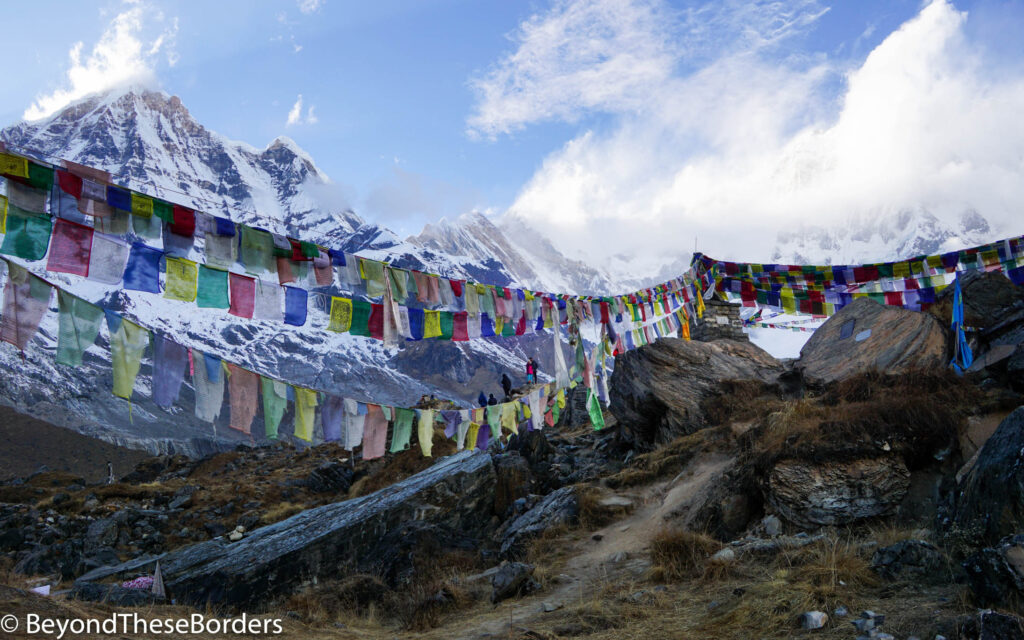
[526,358,536,384]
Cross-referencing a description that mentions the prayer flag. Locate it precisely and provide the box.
[0,204,52,261]
[453,311,469,341]
[229,273,256,318]
[0,194,6,234]
[439,310,454,340]
[47,218,93,277]
[320,395,343,442]
[418,409,434,457]
[1,265,51,351]
[170,205,195,236]
[328,297,353,332]
[360,258,387,297]
[226,364,259,434]
[131,192,153,218]
[0,153,29,178]
[88,233,129,284]
[349,299,372,337]
[294,387,318,442]
[122,243,163,294]
[192,349,225,423]
[362,404,388,460]
[284,286,307,326]
[262,378,288,440]
[407,307,424,340]
[253,282,283,321]
[152,334,189,409]
[423,310,442,338]
[55,290,104,366]
[197,265,230,308]
[106,186,131,211]
[7,180,48,213]
[391,408,415,452]
[240,226,275,275]
[108,314,148,400]
[164,256,198,302]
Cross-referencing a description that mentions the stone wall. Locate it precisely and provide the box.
[691,298,748,342]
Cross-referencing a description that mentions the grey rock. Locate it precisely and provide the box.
[169,485,199,510]
[608,337,782,446]
[72,582,161,606]
[710,548,736,564]
[491,562,539,604]
[85,518,118,553]
[801,611,828,629]
[871,539,947,583]
[963,534,1024,607]
[762,514,782,537]
[797,297,947,386]
[954,407,1024,545]
[957,610,1024,640]
[75,450,496,609]
[500,486,578,557]
[304,463,353,494]
[542,601,562,612]
[768,456,910,527]
[834,605,849,617]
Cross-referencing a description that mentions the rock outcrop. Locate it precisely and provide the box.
[500,486,579,557]
[797,297,947,386]
[767,456,910,527]
[609,338,782,446]
[74,450,495,609]
[962,534,1024,607]
[953,407,1024,545]
[871,539,948,584]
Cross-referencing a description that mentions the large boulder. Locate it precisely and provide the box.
[954,407,1024,545]
[500,486,579,557]
[871,539,948,584]
[962,534,1024,607]
[797,297,947,386]
[767,456,911,527]
[74,450,495,609]
[932,270,1024,331]
[609,337,782,446]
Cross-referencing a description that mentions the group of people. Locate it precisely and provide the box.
[478,357,541,407]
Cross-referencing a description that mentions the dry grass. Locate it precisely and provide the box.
[259,501,304,525]
[648,527,723,581]
[577,486,633,530]
[607,427,728,489]
[703,379,781,425]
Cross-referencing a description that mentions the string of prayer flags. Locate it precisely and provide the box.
[284,286,307,326]
[152,334,189,409]
[46,218,92,277]
[229,273,256,318]
[226,364,259,435]
[0,204,52,261]
[55,290,104,366]
[293,386,318,442]
[164,257,198,302]
[107,313,149,401]
[192,349,225,424]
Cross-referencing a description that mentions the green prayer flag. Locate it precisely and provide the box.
[360,258,386,297]
[0,204,52,261]
[439,311,454,340]
[153,200,173,223]
[56,290,104,367]
[388,268,408,301]
[299,241,319,259]
[586,388,605,430]
[349,299,372,337]
[877,263,894,278]
[26,162,54,191]
[197,265,230,309]
[501,316,516,337]
[261,377,287,440]
[486,405,501,438]
[240,226,275,275]
[390,408,415,452]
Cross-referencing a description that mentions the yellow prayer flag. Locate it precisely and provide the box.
[131,192,153,218]
[893,261,911,278]
[927,255,943,269]
[424,310,442,338]
[328,297,352,332]
[0,194,7,234]
[294,387,317,442]
[164,257,198,302]
[0,153,29,178]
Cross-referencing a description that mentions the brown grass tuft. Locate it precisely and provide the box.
[649,528,723,581]
[607,427,729,489]
[577,486,634,530]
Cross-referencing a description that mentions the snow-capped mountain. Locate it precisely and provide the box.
[0,88,577,455]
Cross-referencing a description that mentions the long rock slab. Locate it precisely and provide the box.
[76,449,495,608]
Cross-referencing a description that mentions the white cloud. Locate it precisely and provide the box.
[285,94,318,127]
[297,0,325,15]
[24,3,178,121]
[490,0,1024,270]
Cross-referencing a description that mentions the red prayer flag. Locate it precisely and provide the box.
[450,279,464,297]
[599,301,610,323]
[453,311,469,341]
[170,205,196,236]
[229,273,256,318]
[904,278,919,290]
[47,219,93,277]
[276,257,296,284]
[368,303,384,340]
[515,312,526,336]
[56,170,83,199]
[884,291,903,306]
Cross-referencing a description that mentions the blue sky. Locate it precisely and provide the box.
[2,0,1024,266]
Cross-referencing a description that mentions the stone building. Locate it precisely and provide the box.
[690,298,749,342]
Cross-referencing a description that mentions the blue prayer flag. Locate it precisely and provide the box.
[106,186,131,210]
[481,312,495,337]
[284,286,307,326]
[214,216,236,236]
[407,308,424,340]
[123,243,163,293]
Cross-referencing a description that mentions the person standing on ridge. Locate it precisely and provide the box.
[501,373,512,399]
[525,358,535,384]
[478,391,488,408]
[487,393,498,406]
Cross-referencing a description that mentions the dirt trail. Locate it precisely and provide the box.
[423,453,734,639]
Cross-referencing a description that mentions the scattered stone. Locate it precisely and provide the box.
[491,562,540,604]
[801,611,828,630]
[592,534,604,542]
[834,606,849,618]
[762,514,782,537]
[608,551,627,563]
[228,530,243,542]
[169,486,199,510]
[542,601,562,613]
[710,548,736,564]
[871,539,947,584]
